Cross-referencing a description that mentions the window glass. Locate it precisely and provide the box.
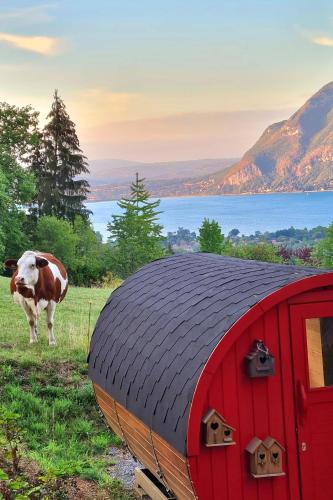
[305,317,333,388]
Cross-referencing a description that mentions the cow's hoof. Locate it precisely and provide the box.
[30,339,38,344]
[49,340,57,347]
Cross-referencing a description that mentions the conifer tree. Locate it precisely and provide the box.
[37,90,90,222]
[198,218,225,254]
[108,173,165,277]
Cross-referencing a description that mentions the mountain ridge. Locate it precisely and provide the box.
[206,82,333,193]
[87,158,235,199]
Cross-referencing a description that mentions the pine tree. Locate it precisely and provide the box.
[198,218,225,254]
[37,90,90,222]
[107,173,165,277]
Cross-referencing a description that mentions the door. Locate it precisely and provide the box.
[290,302,333,500]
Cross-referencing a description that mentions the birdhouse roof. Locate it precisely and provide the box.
[246,437,264,454]
[263,436,285,451]
[201,408,236,430]
[202,408,224,424]
[88,253,327,454]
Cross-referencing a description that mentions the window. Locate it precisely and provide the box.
[305,317,333,388]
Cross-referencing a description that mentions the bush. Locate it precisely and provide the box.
[100,271,123,289]
[226,242,282,263]
[35,216,78,269]
[314,222,333,268]
[32,215,117,287]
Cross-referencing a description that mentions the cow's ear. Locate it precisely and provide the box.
[36,257,49,268]
[4,259,18,270]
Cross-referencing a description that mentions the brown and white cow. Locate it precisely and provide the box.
[5,251,68,345]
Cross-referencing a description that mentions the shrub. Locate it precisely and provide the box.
[227,242,282,263]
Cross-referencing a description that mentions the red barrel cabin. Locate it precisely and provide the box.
[88,253,333,500]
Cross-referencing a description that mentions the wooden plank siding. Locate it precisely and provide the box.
[93,383,196,499]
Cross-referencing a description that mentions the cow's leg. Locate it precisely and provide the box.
[29,317,38,343]
[21,302,38,344]
[46,301,57,346]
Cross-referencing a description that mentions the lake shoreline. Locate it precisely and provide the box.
[86,188,333,204]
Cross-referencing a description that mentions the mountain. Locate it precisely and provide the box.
[204,82,333,194]
[87,159,143,186]
[87,158,235,200]
[87,158,236,185]
[86,83,333,201]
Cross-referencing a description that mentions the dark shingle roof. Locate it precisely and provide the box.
[88,253,326,454]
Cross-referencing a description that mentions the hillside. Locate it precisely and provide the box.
[87,158,235,200]
[202,82,333,194]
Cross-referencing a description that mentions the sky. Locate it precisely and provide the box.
[1,0,333,162]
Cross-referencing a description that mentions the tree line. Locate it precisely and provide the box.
[165,223,332,267]
[196,218,333,267]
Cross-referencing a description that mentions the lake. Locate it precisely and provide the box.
[87,191,333,240]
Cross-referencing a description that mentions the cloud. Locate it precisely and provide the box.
[0,4,56,23]
[80,87,138,107]
[310,36,333,47]
[70,87,139,126]
[0,33,62,55]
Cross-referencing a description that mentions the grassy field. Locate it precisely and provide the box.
[0,276,109,358]
[0,276,133,499]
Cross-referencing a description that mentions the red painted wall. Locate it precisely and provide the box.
[189,303,300,500]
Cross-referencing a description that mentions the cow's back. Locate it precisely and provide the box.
[38,253,68,303]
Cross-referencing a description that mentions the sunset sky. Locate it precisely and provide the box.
[1,0,333,161]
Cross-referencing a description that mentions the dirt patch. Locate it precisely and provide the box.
[18,456,41,480]
[0,343,16,349]
[52,360,80,384]
[63,477,111,499]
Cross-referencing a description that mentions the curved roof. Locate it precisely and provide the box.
[88,253,326,454]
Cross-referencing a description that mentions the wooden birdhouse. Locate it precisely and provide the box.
[246,436,285,478]
[246,339,275,377]
[263,436,285,476]
[246,437,270,477]
[202,409,236,447]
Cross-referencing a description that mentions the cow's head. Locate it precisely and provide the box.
[5,252,48,287]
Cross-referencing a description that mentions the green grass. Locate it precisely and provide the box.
[0,276,110,360]
[0,277,130,498]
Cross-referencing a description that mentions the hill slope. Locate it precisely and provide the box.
[206,82,333,194]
